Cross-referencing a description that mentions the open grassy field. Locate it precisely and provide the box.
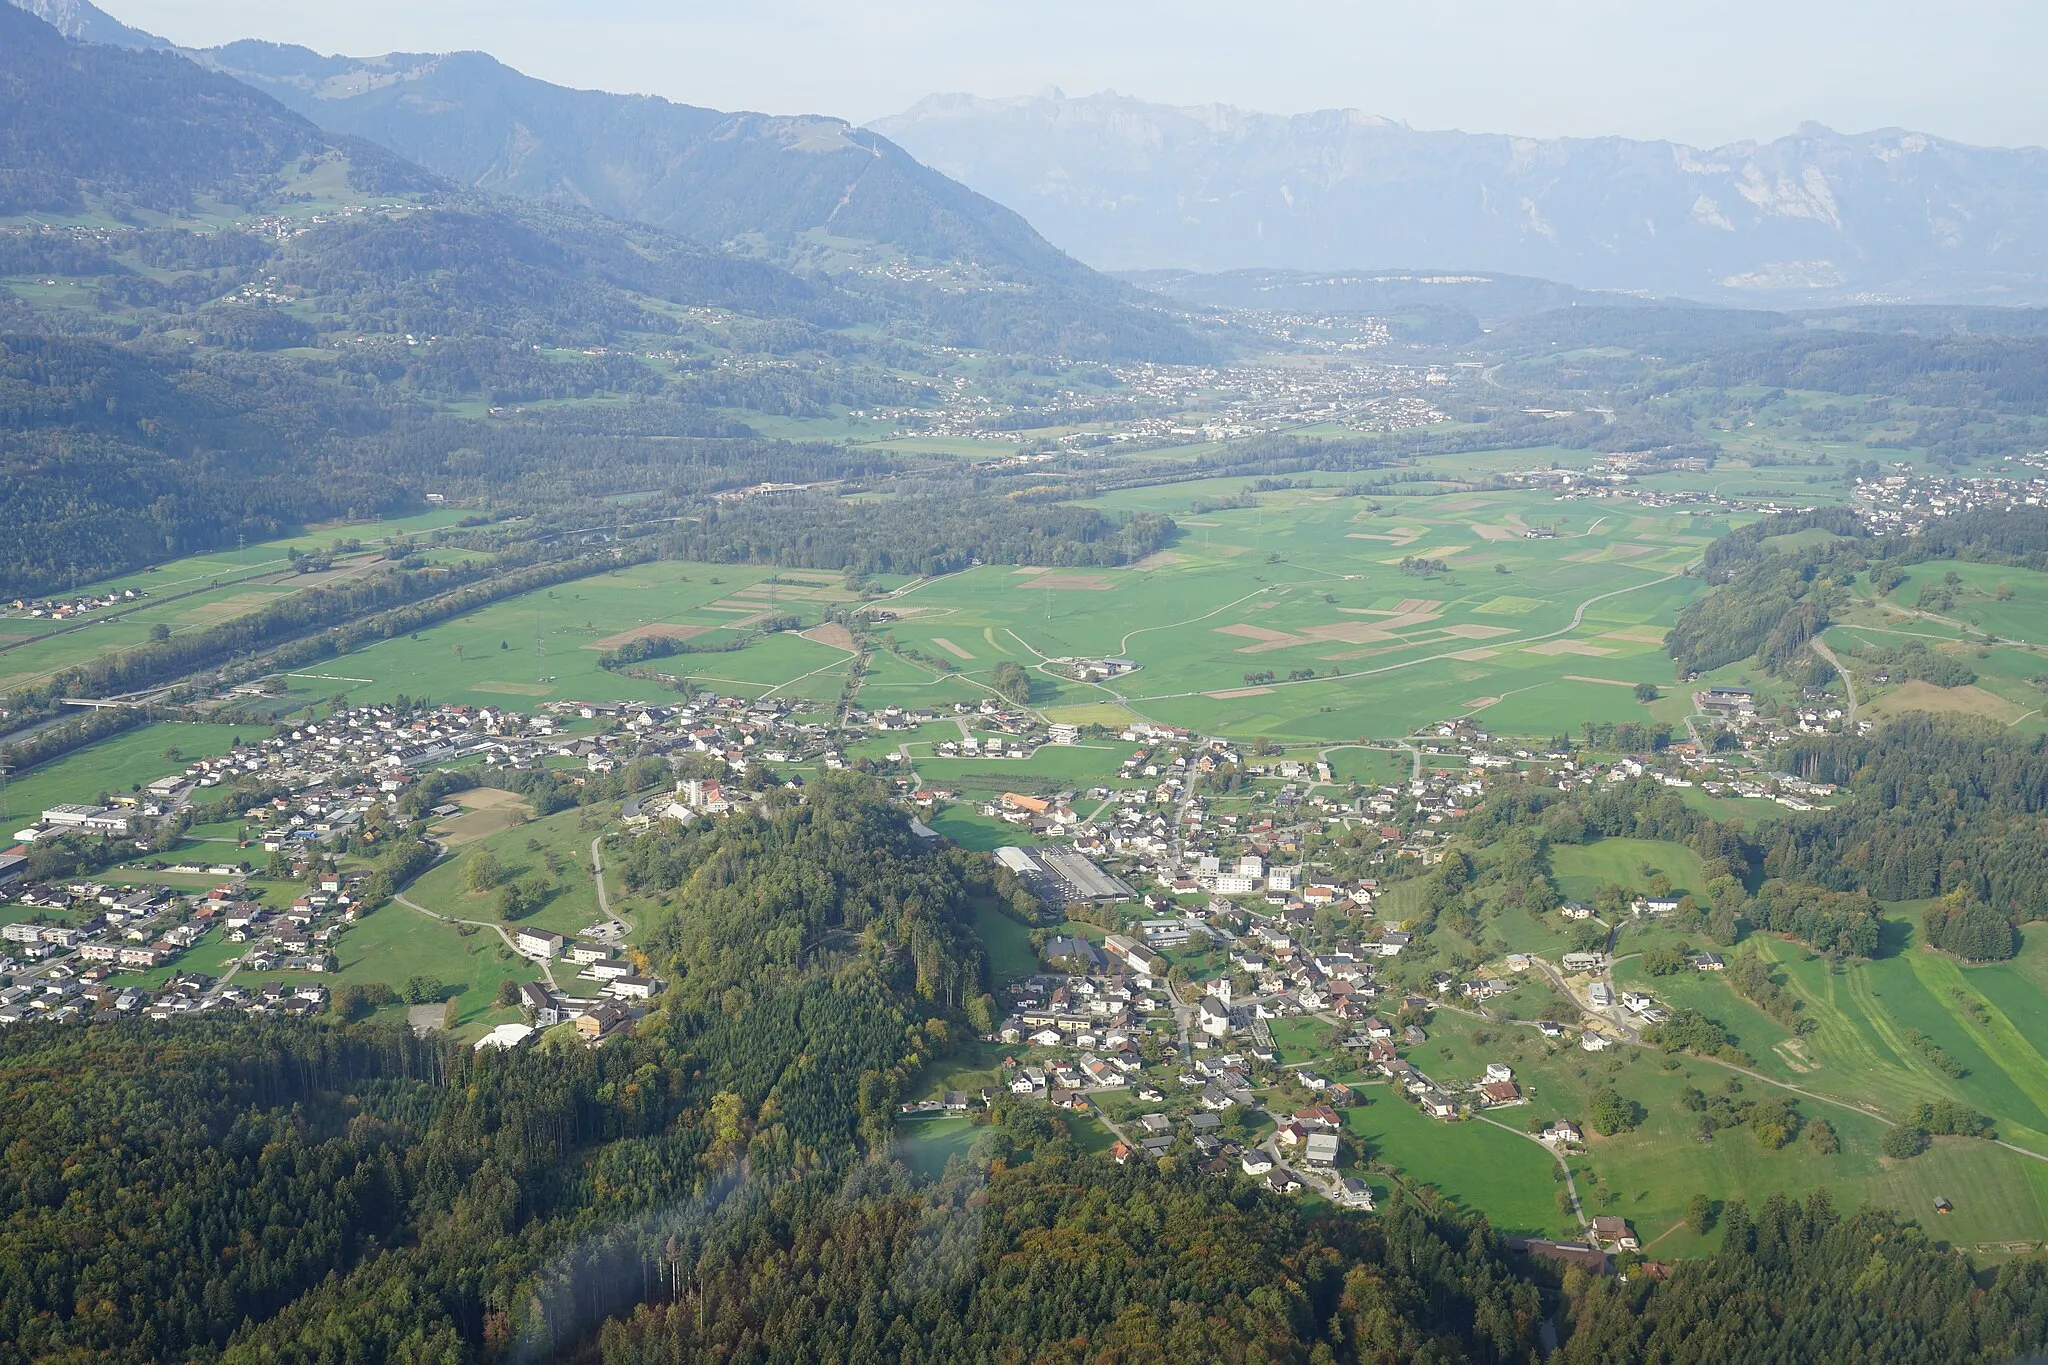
[259,559,862,711]
[970,899,1040,986]
[1317,745,1413,787]
[855,647,986,710]
[863,477,1714,745]
[1593,911,2048,1250]
[1373,1008,2048,1253]
[892,1114,980,1179]
[0,721,251,826]
[402,804,654,947]
[229,896,546,1039]
[1717,926,2048,1157]
[428,787,535,846]
[1818,561,2048,735]
[1549,837,1707,904]
[927,803,1042,850]
[1348,1089,1577,1238]
[914,741,1138,793]
[907,1035,1024,1105]
[0,510,471,693]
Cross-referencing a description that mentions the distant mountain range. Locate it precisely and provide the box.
[872,91,2048,308]
[22,0,2048,319]
[4,1,1143,301]
[182,44,1117,292]
[4,1,1212,360]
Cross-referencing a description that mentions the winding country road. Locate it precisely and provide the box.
[1474,1112,1591,1235]
[395,890,558,989]
[1810,635,1858,725]
[589,835,632,936]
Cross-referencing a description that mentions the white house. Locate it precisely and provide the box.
[514,928,565,960]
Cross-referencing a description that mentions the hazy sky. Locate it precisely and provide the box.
[107,0,2048,148]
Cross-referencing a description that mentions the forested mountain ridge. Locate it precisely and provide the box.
[176,39,1210,360]
[7,0,162,48]
[189,43,1104,287]
[0,4,1208,361]
[0,777,1013,1364]
[4,1011,2046,1364]
[872,89,2048,306]
[0,5,1217,591]
[0,1,430,218]
[1,0,1205,361]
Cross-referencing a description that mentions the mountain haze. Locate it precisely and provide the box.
[873,90,2048,307]
[190,44,1110,292]
[0,3,429,217]
[0,0,1210,359]
[7,0,161,48]
[177,41,1213,357]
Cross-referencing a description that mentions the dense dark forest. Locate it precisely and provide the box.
[3,1011,2043,1365]
[0,778,989,1364]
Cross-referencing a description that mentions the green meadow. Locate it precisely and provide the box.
[1549,837,1707,904]
[282,560,856,710]
[865,479,1714,744]
[402,805,656,952]
[1375,1008,2048,1254]
[1817,558,2048,734]
[1347,1090,1575,1238]
[892,1114,980,1180]
[0,510,472,693]
[297,896,543,1033]
[0,721,250,826]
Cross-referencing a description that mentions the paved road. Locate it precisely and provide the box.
[588,836,623,925]
[1810,636,1857,725]
[1474,1112,1591,1235]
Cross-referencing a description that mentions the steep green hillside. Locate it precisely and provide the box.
[0,2,429,219]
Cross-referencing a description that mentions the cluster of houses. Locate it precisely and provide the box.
[1369,1047,1522,1122]
[533,693,832,776]
[958,718,1753,945]
[14,691,854,864]
[1506,457,1812,518]
[9,585,145,621]
[965,924,1546,1205]
[0,967,329,1027]
[0,868,370,1026]
[507,925,660,1003]
[858,351,1443,450]
[477,980,643,1050]
[1859,461,2048,537]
